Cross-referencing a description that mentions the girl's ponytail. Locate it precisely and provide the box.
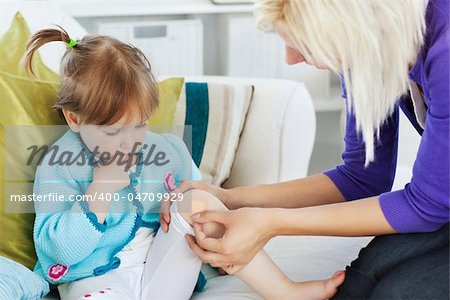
[23,27,159,126]
[24,26,72,75]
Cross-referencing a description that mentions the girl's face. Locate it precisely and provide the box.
[67,111,148,163]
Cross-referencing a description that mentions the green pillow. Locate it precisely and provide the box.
[0,13,61,270]
[0,12,58,79]
[0,12,184,270]
[150,77,185,131]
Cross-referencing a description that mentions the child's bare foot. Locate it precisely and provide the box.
[275,270,346,300]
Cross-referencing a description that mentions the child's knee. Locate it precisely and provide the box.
[177,189,227,225]
[172,189,226,238]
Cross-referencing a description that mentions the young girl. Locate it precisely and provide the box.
[26,28,344,300]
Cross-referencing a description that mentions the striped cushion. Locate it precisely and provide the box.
[151,80,254,186]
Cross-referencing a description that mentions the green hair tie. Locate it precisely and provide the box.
[66,39,77,48]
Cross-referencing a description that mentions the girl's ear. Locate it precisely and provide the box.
[62,109,81,132]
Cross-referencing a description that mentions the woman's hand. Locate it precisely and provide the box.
[185,207,274,274]
[160,180,235,233]
[178,180,235,209]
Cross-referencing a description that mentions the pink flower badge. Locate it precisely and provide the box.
[48,263,69,282]
[164,172,176,192]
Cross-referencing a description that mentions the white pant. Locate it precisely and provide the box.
[58,203,202,300]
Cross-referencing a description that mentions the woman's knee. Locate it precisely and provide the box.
[345,236,395,277]
[368,246,449,299]
[334,242,449,300]
[348,226,449,278]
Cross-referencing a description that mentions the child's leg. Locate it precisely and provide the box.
[140,201,202,299]
[181,189,346,300]
[58,265,142,300]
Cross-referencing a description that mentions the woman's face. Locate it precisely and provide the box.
[284,45,307,65]
[275,22,327,70]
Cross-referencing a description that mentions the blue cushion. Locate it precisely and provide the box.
[0,256,49,299]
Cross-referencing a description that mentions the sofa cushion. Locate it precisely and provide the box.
[169,82,253,186]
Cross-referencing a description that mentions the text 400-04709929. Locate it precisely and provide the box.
[8,192,184,203]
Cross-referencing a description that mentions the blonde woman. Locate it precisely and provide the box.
[164,0,449,298]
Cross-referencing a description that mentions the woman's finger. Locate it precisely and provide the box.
[177,180,194,193]
[185,234,223,265]
[191,210,229,225]
[178,179,209,193]
[192,223,223,253]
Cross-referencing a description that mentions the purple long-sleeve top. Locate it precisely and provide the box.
[324,0,449,233]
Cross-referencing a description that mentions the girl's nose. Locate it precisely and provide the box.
[120,136,134,152]
[285,45,305,65]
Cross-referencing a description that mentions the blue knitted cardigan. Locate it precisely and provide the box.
[32,130,206,291]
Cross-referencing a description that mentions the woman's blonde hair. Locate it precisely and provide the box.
[255,0,428,166]
[24,27,159,125]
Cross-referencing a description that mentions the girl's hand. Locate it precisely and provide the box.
[178,180,236,209]
[159,196,172,232]
[92,155,134,193]
[89,155,137,224]
[185,207,273,274]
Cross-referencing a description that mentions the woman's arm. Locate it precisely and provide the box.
[378,28,450,233]
[228,174,346,209]
[270,196,395,237]
[186,196,395,270]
